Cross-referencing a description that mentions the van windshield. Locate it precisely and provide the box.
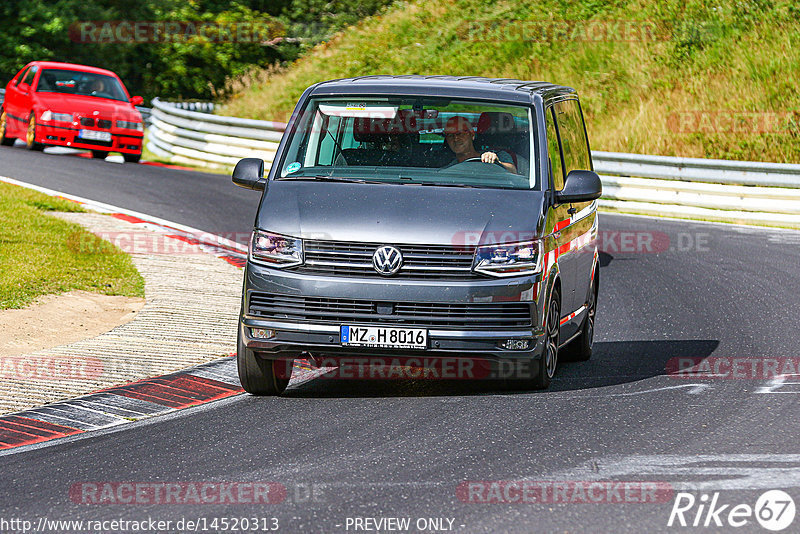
[277,97,537,190]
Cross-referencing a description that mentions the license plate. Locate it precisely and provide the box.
[341,325,427,349]
[79,129,112,142]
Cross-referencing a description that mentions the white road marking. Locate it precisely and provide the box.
[755,374,800,394]
[606,384,712,396]
[550,454,800,491]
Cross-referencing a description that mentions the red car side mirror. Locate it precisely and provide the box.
[130,96,144,106]
[18,82,30,93]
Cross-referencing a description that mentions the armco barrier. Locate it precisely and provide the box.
[593,152,800,227]
[145,103,800,227]
[146,97,285,169]
[136,105,152,124]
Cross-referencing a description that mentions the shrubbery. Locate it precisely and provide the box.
[0,0,393,101]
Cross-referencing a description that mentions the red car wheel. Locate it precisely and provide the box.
[26,113,45,151]
[0,110,15,146]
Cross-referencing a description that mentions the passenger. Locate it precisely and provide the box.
[443,116,517,173]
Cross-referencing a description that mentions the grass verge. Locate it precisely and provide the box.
[0,182,145,309]
[221,0,800,163]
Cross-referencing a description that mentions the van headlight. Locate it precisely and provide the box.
[473,240,542,277]
[249,230,303,268]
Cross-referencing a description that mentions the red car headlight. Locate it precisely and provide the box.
[40,111,72,122]
[116,120,143,132]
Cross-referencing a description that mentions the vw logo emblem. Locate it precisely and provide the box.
[372,246,403,276]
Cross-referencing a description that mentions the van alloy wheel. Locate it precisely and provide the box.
[545,297,560,379]
[586,282,596,348]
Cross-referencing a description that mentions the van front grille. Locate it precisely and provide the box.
[248,293,532,329]
[291,240,479,279]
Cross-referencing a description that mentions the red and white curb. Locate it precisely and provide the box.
[0,358,242,451]
[0,356,324,452]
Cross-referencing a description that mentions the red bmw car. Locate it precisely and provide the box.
[0,61,144,162]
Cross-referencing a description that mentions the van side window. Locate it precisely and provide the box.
[545,107,565,191]
[553,99,591,177]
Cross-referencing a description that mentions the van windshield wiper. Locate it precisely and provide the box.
[409,182,481,188]
[277,175,388,185]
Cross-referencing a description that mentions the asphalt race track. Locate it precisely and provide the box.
[2,146,800,533]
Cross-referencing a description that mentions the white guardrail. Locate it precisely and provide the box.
[146,99,800,227]
[146,97,285,170]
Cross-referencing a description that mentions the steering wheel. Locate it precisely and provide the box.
[459,156,507,169]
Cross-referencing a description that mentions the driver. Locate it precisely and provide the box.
[443,116,517,173]
[89,79,105,94]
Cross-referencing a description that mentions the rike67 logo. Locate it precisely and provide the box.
[668,490,796,531]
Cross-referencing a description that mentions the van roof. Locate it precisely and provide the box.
[309,75,576,105]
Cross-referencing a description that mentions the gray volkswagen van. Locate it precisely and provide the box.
[232,76,601,394]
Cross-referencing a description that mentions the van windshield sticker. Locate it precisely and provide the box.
[318,104,398,119]
[286,162,301,174]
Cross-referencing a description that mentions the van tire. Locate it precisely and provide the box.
[237,331,291,395]
[563,271,598,362]
[517,288,560,390]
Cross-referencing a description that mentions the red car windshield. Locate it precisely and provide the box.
[35,69,128,102]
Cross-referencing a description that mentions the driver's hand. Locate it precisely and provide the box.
[481,151,499,164]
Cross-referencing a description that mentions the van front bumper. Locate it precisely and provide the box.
[239,262,548,362]
[240,319,546,361]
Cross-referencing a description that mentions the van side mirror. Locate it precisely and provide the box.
[18,82,30,93]
[130,96,144,106]
[556,170,602,204]
[232,158,266,191]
